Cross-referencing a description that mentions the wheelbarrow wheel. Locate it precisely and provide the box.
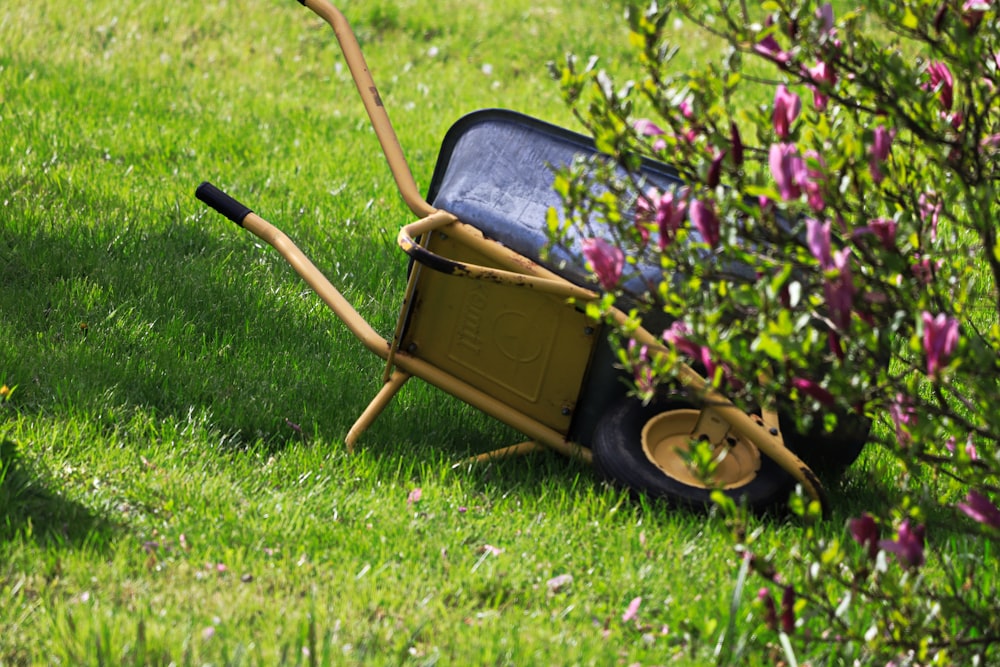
[778,404,870,479]
[591,396,795,510]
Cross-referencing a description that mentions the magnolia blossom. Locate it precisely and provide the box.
[866,217,898,249]
[769,143,807,200]
[946,433,978,460]
[889,393,917,448]
[849,513,880,560]
[730,121,744,167]
[628,339,655,397]
[806,60,837,111]
[662,322,716,379]
[925,61,955,111]
[791,377,835,406]
[824,248,855,329]
[911,255,938,285]
[581,237,624,291]
[853,217,897,250]
[918,192,942,241]
[635,187,687,250]
[878,519,926,569]
[758,588,778,630]
[803,150,827,212]
[807,218,854,328]
[780,586,796,634]
[634,118,667,152]
[755,16,793,64]
[655,189,687,250]
[622,596,642,622]
[869,125,894,184]
[707,148,726,188]
[689,197,720,249]
[962,0,990,28]
[773,84,801,139]
[957,490,1000,529]
[816,3,835,35]
[922,311,960,376]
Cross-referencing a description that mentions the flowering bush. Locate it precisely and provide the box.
[550,0,1000,662]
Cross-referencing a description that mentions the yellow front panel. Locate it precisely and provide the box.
[402,231,597,434]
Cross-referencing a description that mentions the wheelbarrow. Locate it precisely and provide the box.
[196,0,870,514]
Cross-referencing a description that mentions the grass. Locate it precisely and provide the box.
[0,0,933,664]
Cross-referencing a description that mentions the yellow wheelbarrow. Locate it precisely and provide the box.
[196,0,870,514]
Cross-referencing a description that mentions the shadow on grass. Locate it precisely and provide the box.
[0,438,115,548]
[0,199,410,453]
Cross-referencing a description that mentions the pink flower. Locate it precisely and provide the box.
[773,84,801,139]
[957,490,1000,529]
[924,61,954,111]
[581,238,625,291]
[853,219,896,250]
[849,513,880,560]
[889,393,916,448]
[755,18,793,64]
[806,218,833,268]
[407,488,423,504]
[869,125,894,184]
[962,0,990,28]
[805,60,837,111]
[546,574,574,593]
[780,586,796,634]
[816,3,835,34]
[758,588,778,630]
[769,143,807,201]
[654,189,688,250]
[911,255,938,285]
[791,377,835,406]
[803,150,827,212]
[824,248,854,329]
[662,322,721,380]
[707,148,726,188]
[679,99,695,120]
[947,433,979,460]
[878,520,926,568]
[730,121,744,167]
[918,192,942,241]
[856,217,897,250]
[922,311,960,376]
[689,198,720,249]
[807,219,854,328]
[622,596,642,622]
[634,119,667,152]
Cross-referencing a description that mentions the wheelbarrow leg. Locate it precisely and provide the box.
[457,440,544,466]
[347,370,411,451]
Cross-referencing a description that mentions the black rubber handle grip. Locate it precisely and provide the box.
[196,181,252,226]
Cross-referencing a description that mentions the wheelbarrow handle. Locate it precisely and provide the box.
[295,0,434,219]
[195,182,253,226]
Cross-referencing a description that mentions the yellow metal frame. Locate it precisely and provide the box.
[223,0,830,512]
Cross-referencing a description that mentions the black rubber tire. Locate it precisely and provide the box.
[778,403,870,479]
[591,396,796,510]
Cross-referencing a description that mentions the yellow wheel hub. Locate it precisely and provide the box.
[641,409,762,489]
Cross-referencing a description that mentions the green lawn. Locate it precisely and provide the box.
[2,0,902,664]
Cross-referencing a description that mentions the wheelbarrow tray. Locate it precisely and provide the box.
[396,109,682,443]
[425,109,683,289]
